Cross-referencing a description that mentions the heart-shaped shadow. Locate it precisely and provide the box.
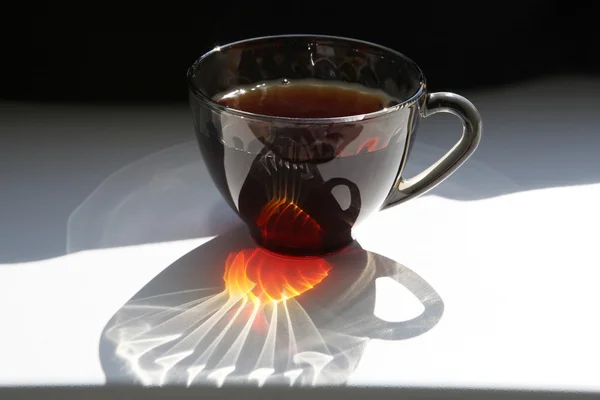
[99,227,444,387]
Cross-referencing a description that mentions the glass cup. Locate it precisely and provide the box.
[188,35,481,255]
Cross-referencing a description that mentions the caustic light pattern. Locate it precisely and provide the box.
[105,246,365,388]
[224,247,331,303]
[256,198,323,250]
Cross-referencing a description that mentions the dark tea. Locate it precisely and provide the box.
[216,79,393,118]
[201,79,404,255]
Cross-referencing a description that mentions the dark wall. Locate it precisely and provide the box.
[3,1,599,103]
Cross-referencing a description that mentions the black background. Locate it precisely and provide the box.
[2,1,599,104]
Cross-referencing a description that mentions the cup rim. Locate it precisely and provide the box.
[187,34,427,124]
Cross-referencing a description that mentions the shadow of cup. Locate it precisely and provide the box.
[100,227,444,387]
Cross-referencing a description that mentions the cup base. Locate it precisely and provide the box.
[248,229,354,257]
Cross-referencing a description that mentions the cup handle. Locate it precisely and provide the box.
[340,256,445,341]
[382,92,482,209]
[324,177,362,224]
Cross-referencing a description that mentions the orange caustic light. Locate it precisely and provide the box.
[224,247,332,303]
[256,198,323,249]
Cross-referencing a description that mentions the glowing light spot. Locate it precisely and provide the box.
[224,247,331,304]
[358,137,381,153]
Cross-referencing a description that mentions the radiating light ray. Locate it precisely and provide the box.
[186,364,207,387]
[156,295,239,360]
[106,292,219,342]
[283,368,303,386]
[278,298,333,385]
[283,163,289,201]
[293,351,334,386]
[155,350,193,385]
[253,302,278,371]
[215,299,260,370]
[282,299,299,369]
[139,292,229,339]
[126,288,221,306]
[195,298,263,387]
[284,297,330,356]
[248,367,275,387]
[115,334,182,386]
[185,297,249,385]
[207,366,236,387]
[116,334,181,363]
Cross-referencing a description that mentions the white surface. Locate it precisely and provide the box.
[1,77,600,390]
